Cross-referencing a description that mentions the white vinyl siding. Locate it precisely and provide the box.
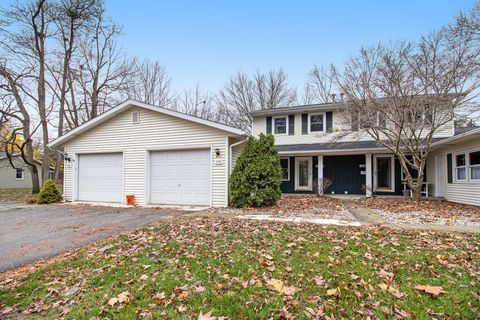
[252,113,455,145]
[63,106,231,207]
[230,139,245,173]
[429,138,480,206]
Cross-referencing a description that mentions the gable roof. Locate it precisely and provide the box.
[0,152,43,166]
[48,100,245,148]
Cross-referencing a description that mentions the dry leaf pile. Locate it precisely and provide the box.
[0,217,479,319]
[354,198,480,226]
[211,195,354,220]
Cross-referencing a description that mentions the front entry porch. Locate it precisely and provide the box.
[279,153,411,196]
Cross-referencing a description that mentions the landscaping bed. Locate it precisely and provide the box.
[354,197,480,227]
[210,195,355,221]
[1,217,479,319]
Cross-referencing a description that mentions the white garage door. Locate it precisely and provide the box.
[150,149,211,206]
[77,153,123,203]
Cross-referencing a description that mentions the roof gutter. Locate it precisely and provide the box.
[431,127,480,148]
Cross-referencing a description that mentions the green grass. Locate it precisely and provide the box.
[0,188,34,202]
[0,217,479,319]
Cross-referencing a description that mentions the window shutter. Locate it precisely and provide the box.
[301,114,308,134]
[326,112,333,132]
[266,116,272,134]
[288,115,295,135]
[447,153,453,183]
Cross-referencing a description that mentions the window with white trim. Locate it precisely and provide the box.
[15,168,24,180]
[309,114,324,132]
[280,157,290,181]
[455,153,467,181]
[273,116,287,135]
[469,151,480,180]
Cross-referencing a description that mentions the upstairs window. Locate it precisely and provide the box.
[273,116,287,135]
[16,168,24,180]
[309,114,324,132]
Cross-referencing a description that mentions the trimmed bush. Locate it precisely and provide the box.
[37,179,62,204]
[229,133,282,207]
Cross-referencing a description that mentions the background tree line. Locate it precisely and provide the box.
[1,0,479,197]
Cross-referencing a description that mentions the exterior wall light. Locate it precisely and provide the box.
[214,148,221,157]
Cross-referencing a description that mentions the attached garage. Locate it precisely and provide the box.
[77,153,123,203]
[149,149,211,206]
[49,100,245,207]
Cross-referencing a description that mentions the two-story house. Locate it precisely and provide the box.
[49,99,480,208]
[250,102,480,206]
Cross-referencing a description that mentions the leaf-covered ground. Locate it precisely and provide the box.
[0,188,35,203]
[353,197,480,227]
[1,217,479,319]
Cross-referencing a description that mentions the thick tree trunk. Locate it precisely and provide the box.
[54,21,75,183]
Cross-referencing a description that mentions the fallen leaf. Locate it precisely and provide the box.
[414,285,445,297]
[326,287,340,297]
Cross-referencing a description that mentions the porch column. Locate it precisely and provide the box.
[318,155,324,195]
[365,154,372,197]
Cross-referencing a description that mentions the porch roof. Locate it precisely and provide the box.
[277,141,386,154]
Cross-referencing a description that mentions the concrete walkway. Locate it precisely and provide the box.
[238,214,362,227]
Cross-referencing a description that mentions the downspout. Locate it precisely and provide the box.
[228,139,247,176]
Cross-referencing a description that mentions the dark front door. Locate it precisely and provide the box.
[323,155,365,195]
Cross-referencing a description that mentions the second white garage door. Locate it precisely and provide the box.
[77,153,123,203]
[150,149,211,206]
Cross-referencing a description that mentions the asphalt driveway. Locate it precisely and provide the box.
[0,203,186,272]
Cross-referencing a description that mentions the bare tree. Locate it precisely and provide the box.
[70,7,134,124]
[303,65,337,104]
[121,59,173,108]
[0,66,41,193]
[332,30,480,200]
[216,69,296,131]
[0,0,54,187]
[172,84,218,121]
[49,0,100,182]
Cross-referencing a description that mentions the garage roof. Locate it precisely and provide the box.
[49,100,245,148]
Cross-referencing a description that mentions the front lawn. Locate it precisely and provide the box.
[0,188,34,203]
[1,217,479,319]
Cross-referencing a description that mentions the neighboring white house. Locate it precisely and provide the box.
[251,102,480,206]
[48,100,246,207]
[0,153,49,189]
